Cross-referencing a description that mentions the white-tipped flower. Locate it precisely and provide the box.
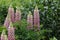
[15,7,21,22]
[34,5,40,30]
[27,11,33,29]
[8,6,15,22]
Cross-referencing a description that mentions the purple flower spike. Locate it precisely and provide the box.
[27,11,33,30]
[8,6,15,22]
[8,22,15,40]
[15,7,21,22]
[4,14,11,29]
[34,6,40,30]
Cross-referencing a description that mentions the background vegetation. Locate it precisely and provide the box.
[0,0,60,40]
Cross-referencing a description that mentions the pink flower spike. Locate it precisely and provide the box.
[8,22,15,40]
[34,5,40,30]
[15,7,21,22]
[8,6,15,22]
[4,14,11,29]
[27,11,33,30]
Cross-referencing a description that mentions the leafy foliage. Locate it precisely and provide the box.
[0,0,60,40]
[13,19,53,40]
[0,25,6,35]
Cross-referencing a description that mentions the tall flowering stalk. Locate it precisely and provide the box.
[1,30,8,40]
[4,14,11,29]
[34,6,40,30]
[15,7,21,22]
[8,22,15,40]
[27,11,33,29]
[8,6,15,22]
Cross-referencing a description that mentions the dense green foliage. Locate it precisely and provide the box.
[0,0,60,40]
[13,19,56,40]
[0,26,6,35]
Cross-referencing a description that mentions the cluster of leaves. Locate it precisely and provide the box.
[0,0,60,40]
[13,19,56,40]
[0,25,6,35]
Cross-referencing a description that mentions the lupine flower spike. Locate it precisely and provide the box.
[34,5,40,30]
[15,7,21,22]
[27,11,33,30]
[8,22,15,40]
[8,5,15,22]
[4,14,11,29]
